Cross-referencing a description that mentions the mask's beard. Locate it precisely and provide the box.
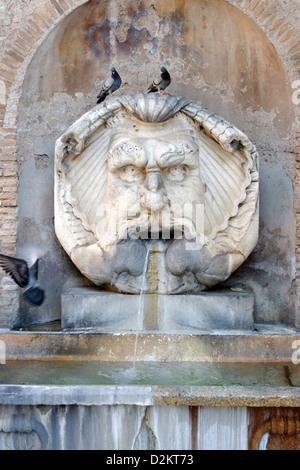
[98,172,206,250]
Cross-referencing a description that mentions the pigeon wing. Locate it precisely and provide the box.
[110,73,121,94]
[29,258,39,282]
[24,286,45,306]
[161,70,171,90]
[97,76,115,98]
[0,254,29,287]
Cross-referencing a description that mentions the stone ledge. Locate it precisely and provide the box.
[61,287,254,331]
[0,326,299,362]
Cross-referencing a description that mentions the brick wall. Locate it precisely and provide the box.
[0,0,87,324]
[296,128,300,281]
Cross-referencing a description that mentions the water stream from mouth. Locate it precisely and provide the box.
[133,247,150,368]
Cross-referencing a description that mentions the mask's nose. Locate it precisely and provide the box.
[145,170,164,192]
[141,169,169,212]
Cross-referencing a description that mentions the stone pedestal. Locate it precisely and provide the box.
[61,287,254,331]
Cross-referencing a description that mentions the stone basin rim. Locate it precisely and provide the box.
[0,384,300,408]
[0,323,299,362]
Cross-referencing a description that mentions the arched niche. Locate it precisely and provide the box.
[16,0,296,326]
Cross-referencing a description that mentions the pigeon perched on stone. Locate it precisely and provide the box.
[0,254,45,306]
[96,67,122,104]
[147,67,171,95]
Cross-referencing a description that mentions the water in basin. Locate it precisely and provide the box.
[0,361,299,387]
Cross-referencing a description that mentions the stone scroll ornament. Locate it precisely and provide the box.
[55,93,258,294]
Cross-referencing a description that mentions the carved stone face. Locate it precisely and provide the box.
[55,93,258,293]
[106,115,205,242]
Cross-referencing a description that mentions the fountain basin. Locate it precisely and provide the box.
[0,359,300,407]
[0,325,300,450]
[0,323,299,407]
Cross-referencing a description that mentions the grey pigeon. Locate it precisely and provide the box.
[97,67,122,104]
[0,254,45,306]
[147,67,171,95]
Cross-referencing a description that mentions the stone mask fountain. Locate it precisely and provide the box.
[54,92,258,331]
[3,93,300,452]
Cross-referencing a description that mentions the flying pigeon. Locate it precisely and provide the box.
[0,254,45,306]
[147,67,171,95]
[96,67,122,104]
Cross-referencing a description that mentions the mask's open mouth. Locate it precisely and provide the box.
[122,210,201,243]
[126,227,188,241]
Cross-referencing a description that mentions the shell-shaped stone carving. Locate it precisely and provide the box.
[54,93,258,293]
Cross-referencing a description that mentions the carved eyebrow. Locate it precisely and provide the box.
[158,142,198,168]
[108,141,147,169]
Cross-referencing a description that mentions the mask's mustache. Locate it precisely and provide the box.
[117,208,200,241]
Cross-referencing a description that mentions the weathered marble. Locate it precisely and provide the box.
[55,93,259,296]
[0,403,248,450]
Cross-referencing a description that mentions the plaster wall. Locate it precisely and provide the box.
[0,0,299,327]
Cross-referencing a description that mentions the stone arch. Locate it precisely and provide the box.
[230,0,300,78]
[0,0,299,325]
[0,0,299,126]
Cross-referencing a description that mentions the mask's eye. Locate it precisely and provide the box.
[165,165,187,182]
[119,165,144,182]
